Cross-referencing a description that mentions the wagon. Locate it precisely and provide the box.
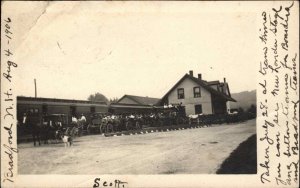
[86,112,106,134]
[41,114,70,141]
[125,115,143,130]
[156,105,188,126]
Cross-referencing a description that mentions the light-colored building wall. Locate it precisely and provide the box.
[167,78,213,115]
[118,97,139,104]
[226,101,231,113]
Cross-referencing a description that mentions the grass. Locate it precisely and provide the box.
[216,134,257,174]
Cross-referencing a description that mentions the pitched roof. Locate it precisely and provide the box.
[161,74,236,102]
[17,96,107,105]
[206,80,220,85]
[117,95,161,106]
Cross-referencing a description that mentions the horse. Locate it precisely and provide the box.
[144,114,160,127]
[23,113,42,146]
[99,117,109,133]
[125,115,142,131]
[125,117,135,131]
[69,117,84,137]
[101,115,121,133]
[188,114,200,125]
[44,120,64,144]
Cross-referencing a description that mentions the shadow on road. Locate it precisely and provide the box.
[216,134,257,174]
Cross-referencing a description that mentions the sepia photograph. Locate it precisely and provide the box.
[1,1,298,188]
[11,1,257,175]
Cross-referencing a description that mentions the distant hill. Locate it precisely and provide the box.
[229,90,256,110]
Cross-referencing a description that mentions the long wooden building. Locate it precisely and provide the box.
[109,94,161,114]
[17,96,108,122]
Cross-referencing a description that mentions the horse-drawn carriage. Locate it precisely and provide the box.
[86,112,105,134]
[21,112,83,146]
[124,115,144,130]
[188,114,215,127]
[87,113,148,134]
[42,114,83,143]
[87,113,124,134]
[153,105,188,127]
[42,114,67,142]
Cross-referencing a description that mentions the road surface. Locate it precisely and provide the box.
[18,119,256,174]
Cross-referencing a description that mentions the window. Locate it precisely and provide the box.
[177,88,184,99]
[70,106,76,116]
[90,106,96,113]
[29,108,39,116]
[194,87,201,98]
[195,104,202,114]
[42,104,48,114]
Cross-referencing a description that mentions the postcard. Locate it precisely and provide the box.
[1,1,299,187]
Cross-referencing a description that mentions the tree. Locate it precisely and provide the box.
[247,104,256,114]
[87,92,109,104]
[238,107,244,113]
[109,97,119,103]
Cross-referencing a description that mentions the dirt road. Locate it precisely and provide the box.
[18,119,256,174]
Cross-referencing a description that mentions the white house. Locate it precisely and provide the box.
[161,71,236,115]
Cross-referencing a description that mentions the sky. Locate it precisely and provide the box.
[3,1,260,100]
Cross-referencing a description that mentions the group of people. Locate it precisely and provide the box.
[87,111,187,134]
[71,114,87,124]
[18,109,187,144]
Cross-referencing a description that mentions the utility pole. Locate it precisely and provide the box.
[34,78,37,98]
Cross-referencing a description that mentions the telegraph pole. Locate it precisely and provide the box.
[34,78,37,98]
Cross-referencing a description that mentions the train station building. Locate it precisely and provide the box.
[160,70,236,115]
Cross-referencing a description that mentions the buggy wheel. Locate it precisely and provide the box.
[72,127,78,137]
[77,127,82,137]
[87,124,91,134]
[136,121,140,130]
[107,123,113,133]
[65,127,70,135]
[100,124,106,134]
[126,122,132,131]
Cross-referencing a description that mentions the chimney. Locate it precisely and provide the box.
[223,77,226,83]
[189,70,193,77]
[198,74,202,80]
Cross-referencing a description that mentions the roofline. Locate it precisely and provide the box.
[161,74,236,102]
[116,95,127,103]
[117,94,161,105]
[188,75,236,102]
[17,96,107,105]
[161,74,189,101]
[117,94,143,105]
[110,103,161,109]
[226,82,232,97]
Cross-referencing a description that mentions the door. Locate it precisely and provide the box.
[195,104,202,114]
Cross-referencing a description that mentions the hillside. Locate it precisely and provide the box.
[229,90,256,110]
